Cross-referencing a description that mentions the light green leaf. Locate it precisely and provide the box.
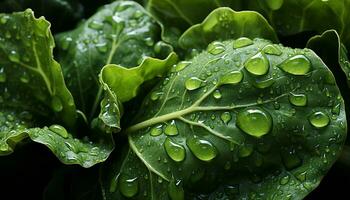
[0,9,76,154]
[102,38,346,199]
[179,7,278,51]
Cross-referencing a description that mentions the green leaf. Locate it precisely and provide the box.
[0,0,83,32]
[99,53,178,132]
[29,126,114,168]
[0,9,76,154]
[55,1,173,117]
[179,7,278,51]
[102,38,346,199]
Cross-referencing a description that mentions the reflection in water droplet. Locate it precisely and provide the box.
[220,112,231,124]
[309,111,329,128]
[213,89,222,99]
[233,37,253,48]
[219,71,243,85]
[185,77,205,91]
[279,55,311,75]
[263,44,282,55]
[254,77,275,88]
[187,137,217,161]
[119,174,139,198]
[289,93,307,106]
[236,107,272,137]
[244,53,269,76]
[150,125,163,136]
[165,120,178,136]
[88,20,104,30]
[164,138,186,162]
[207,41,226,55]
[49,124,68,138]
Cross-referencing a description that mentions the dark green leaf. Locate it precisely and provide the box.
[102,38,346,199]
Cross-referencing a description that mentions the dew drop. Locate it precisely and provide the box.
[164,120,178,136]
[220,112,231,124]
[96,43,108,53]
[51,96,63,112]
[239,144,254,158]
[88,20,104,30]
[187,137,217,161]
[281,149,302,170]
[150,125,163,136]
[8,50,20,62]
[150,91,163,101]
[119,174,139,198]
[185,77,205,91]
[219,71,243,85]
[236,107,272,137]
[164,138,186,162]
[0,68,6,83]
[0,15,9,24]
[207,41,225,55]
[244,53,269,76]
[233,37,253,48]
[145,37,154,46]
[288,93,307,106]
[280,175,290,185]
[20,71,30,83]
[309,111,329,128]
[168,180,184,200]
[279,55,311,75]
[253,77,275,88]
[266,0,284,10]
[213,89,222,99]
[49,124,68,138]
[263,44,282,55]
[174,61,191,72]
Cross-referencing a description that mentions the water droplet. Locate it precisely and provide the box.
[280,175,290,185]
[244,53,269,76]
[0,68,6,83]
[219,71,243,85]
[61,37,72,50]
[51,96,63,112]
[88,20,104,30]
[233,37,253,48]
[220,112,231,124]
[263,44,282,55]
[187,137,217,161]
[213,89,222,99]
[145,37,154,46]
[133,10,143,19]
[164,138,186,162]
[119,174,139,198]
[296,171,307,182]
[236,107,272,137]
[281,149,302,170]
[254,77,275,88]
[309,111,329,128]
[164,120,178,136]
[207,41,225,55]
[289,93,307,106]
[0,15,9,24]
[174,61,191,72]
[150,91,163,101]
[239,144,254,158]
[20,71,30,83]
[266,0,284,10]
[332,103,340,116]
[8,50,19,62]
[96,43,108,53]
[167,179,184,200]
[279,55,311,75]
[49,124,68,138]
[185,77,205,91]
[150,125,163,136]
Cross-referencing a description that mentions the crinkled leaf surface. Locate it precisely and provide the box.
[55,1,173,118]
[0,0,83,32]
[102,38,346,199]
[0,10,113,167]
[179,7,278,51]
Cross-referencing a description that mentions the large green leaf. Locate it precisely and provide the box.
[55,1,173,119]
[0,10,113,167]
[101,38,346,199]
[0,0,83,32]
[179,7,278,51]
